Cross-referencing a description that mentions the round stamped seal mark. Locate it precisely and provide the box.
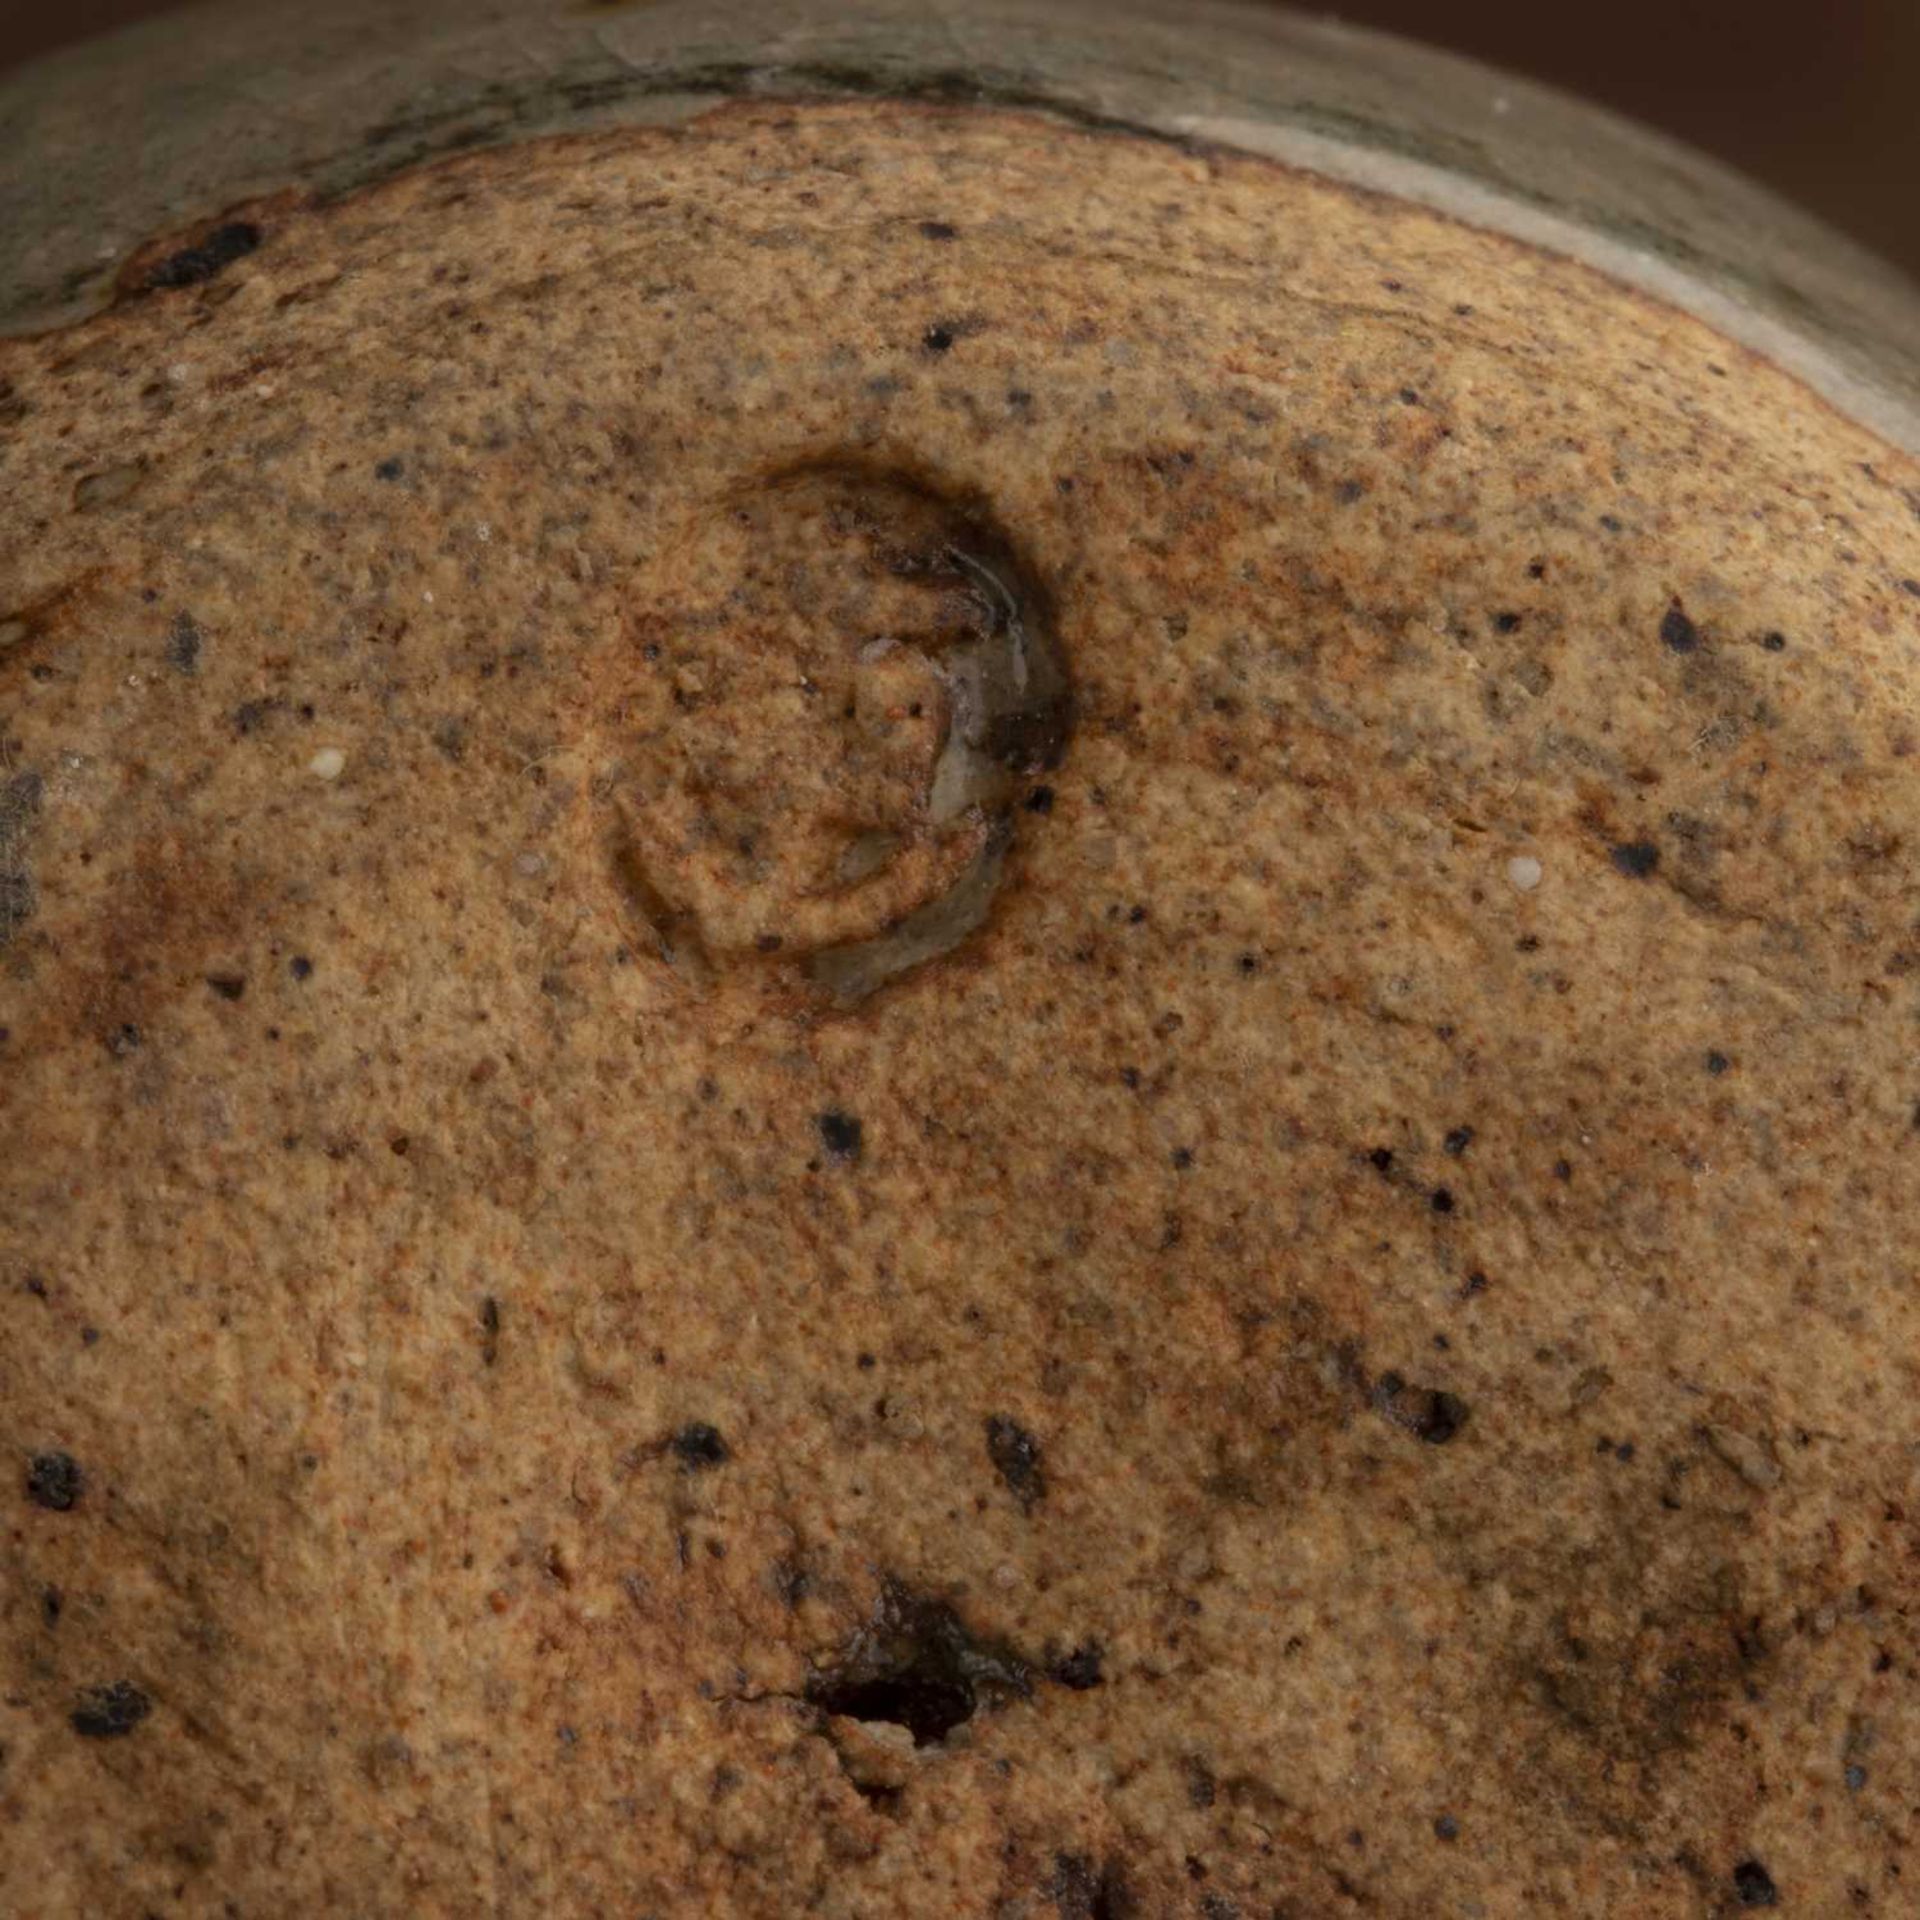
[611,461,1069,1003]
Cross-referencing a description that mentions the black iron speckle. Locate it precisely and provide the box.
[669,1422,729,1471]
[922,324,955,353]
[1374,1373,1469,1445]
[145,221,260,291]
[70,1681,150,1738]
[1049,1853,1133,1920]
[166,612,202,673]
[1049,1643,1104,1690]
[26,1450,82,1511]
[0,771,44,949]
[1443,1126,1474,1156]
[919,220,957,241]
[1610,840,1661,878]
[816,1110,863,1161]
[985,1414,1044,1509]
[1732,1859,1777,1908]
[1659,602,1700,653]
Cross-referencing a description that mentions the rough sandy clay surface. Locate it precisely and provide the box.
[2,100,1918,1917]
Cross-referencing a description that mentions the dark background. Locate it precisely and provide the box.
[2,0,1915,280]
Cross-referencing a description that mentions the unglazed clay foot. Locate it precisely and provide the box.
[2,5,1916,1915]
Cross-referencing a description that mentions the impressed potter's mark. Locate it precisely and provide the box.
[610,461,1069,1003]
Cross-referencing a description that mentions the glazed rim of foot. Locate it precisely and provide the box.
[2,26,1919,1920]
